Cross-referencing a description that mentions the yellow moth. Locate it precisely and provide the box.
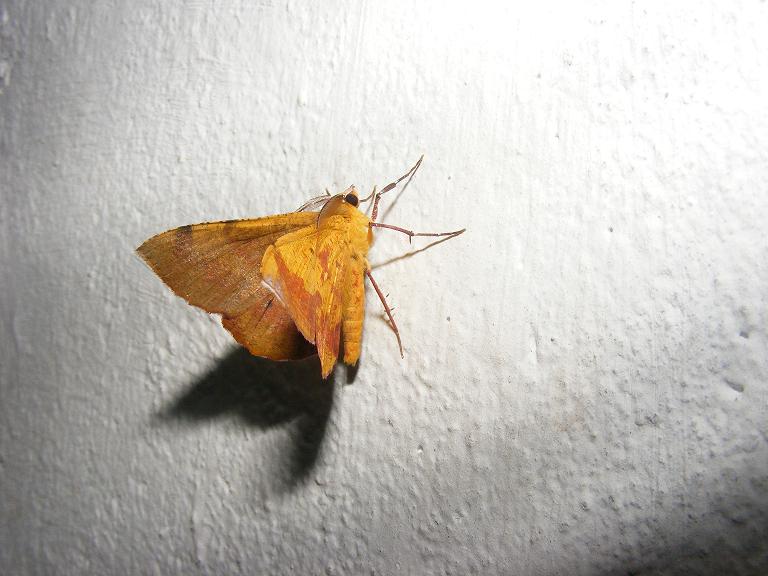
[138,157,464,377]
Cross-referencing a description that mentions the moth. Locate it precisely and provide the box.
[137,157,464,378]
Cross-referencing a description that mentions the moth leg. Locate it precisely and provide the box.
[371,155,424,223]
[369,222,465,244]
[365,268,404,358]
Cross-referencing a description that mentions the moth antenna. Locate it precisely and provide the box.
[296,189,333,212]
[371,155,424,223]
[365,269,403,358]
[360,185,377,204]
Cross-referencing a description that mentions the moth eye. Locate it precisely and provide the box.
[344,193,359,207]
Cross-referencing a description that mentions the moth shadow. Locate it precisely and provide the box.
[156,347,332,489]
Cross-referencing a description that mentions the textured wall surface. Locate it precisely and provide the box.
[2,1,767,574]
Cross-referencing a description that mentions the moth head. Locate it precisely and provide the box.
[318,185,363,226]
[343,187,359,207]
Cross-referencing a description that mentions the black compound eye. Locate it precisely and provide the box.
[344,193,359,207]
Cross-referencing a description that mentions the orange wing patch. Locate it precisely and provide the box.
[261,226,353,377]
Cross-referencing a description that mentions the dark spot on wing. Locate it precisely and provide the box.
[173,225,194,257]
[176,225,193,243]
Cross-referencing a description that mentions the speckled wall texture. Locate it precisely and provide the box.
[1,1,766,574]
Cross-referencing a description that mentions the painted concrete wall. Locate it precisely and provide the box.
[2,1,767,574]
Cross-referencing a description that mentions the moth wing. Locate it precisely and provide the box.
[137,213,317,315]
[261,227,350,377]
[221,287,315,360]
[137,213,318,360]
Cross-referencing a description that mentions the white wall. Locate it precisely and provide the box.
[2,1,767,574]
